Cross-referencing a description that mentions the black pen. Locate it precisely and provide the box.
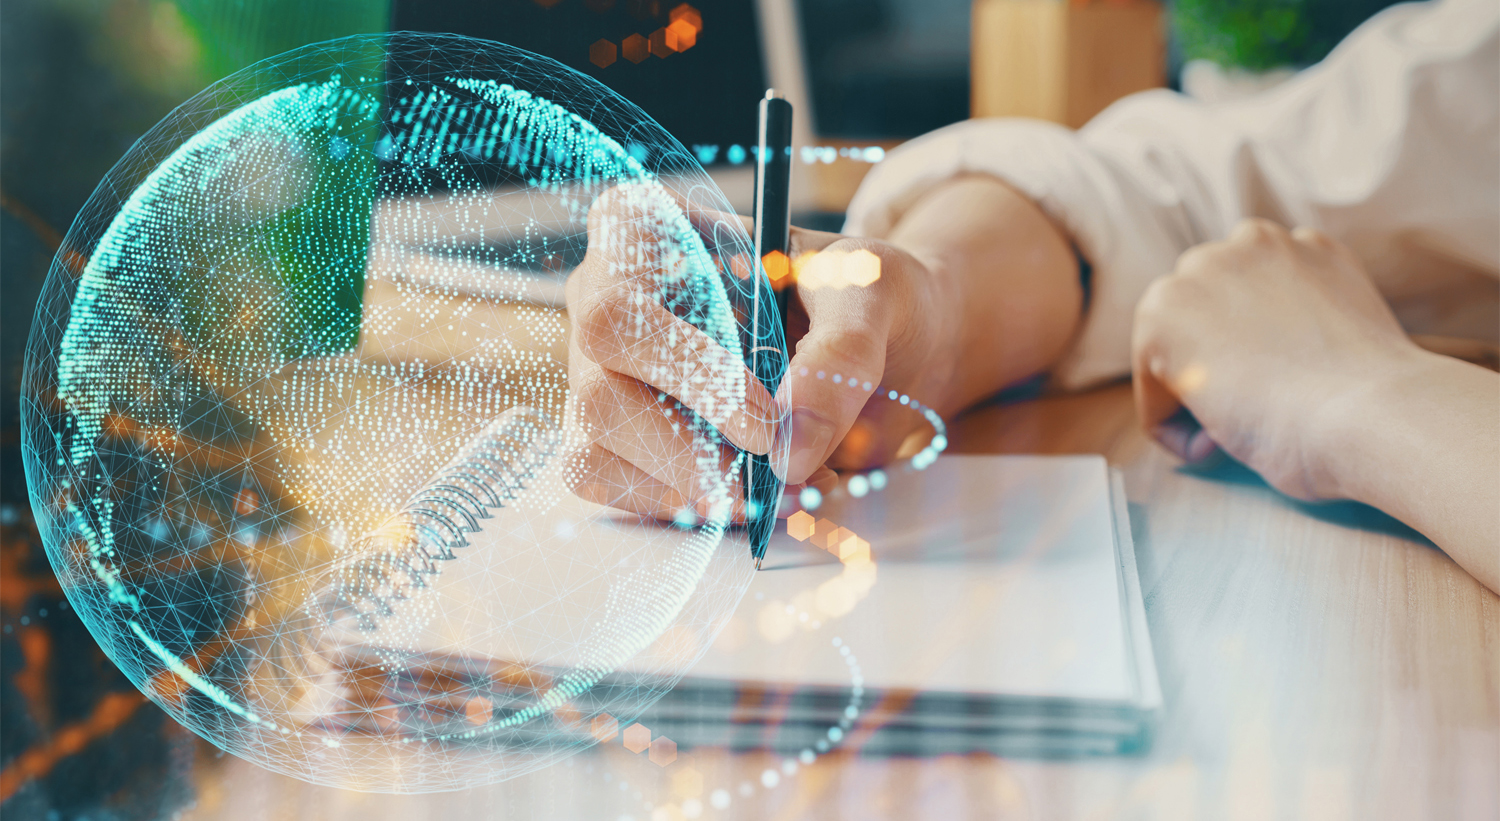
[745,89,793,570]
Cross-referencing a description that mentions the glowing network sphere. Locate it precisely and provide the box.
[20,33,786,792]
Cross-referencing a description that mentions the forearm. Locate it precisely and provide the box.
[1326,351,1500,593]
[883,175,1083,413]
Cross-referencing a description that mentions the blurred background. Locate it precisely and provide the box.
[0,0,1403,817]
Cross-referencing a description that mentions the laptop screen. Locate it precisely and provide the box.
[797,0,970,139]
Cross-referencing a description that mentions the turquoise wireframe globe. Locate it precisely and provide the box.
[21,32,785,792]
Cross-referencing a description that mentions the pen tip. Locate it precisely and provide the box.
[765,88,784,101]
[755,554,764,570]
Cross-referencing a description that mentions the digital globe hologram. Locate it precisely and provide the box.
[20,33,787,793]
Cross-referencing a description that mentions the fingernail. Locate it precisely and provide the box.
[808,466,839,493]
[782,409,835,485]
[1152,423,1192,461]
[731,408,775,455]
[733,381,781,455]
[1184,429,1219,463]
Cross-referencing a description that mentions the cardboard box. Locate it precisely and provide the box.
[972,0,1166,128]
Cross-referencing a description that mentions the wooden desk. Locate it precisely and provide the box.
[182,383,1498,820]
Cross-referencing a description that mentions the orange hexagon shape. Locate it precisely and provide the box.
[762,249,791,286]
[464,696,493,725]
[649,735,678,766]
[670,3,702,31]
[650,27,676,58]
[589,39,617,69]
[622,33,649,64]
[591,713,619,742]
[665,19,698,51]
[623,721,651,753]
[787,510,815,541]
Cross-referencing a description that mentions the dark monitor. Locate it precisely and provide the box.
[797,0,970,139]
[391,0,768,161]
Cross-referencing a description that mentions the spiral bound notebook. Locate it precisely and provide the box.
[315,455,1159,758]
[638,454,1163,757]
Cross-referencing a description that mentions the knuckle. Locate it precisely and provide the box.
[1291,225,1334,248]
[589,186,629,225]
[1174,243,1222,277]
[571,369,614,424]
[563,445,606,492]
[577,372,648,442]
[586,187,649,249]
[1140,271,1202,313]
[1230,217,1287,246]
[573,288,633,359]
[1135,273,1216,342]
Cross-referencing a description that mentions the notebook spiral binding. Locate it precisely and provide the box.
[319,405,559,634]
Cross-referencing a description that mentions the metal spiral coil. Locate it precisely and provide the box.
[321,405,558,634]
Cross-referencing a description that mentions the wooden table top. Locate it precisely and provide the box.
[183,382,1499,821]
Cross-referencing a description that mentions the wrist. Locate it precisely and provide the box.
[881,174,1082,414]
[899,245,968,416]
[1310,345,1450,505]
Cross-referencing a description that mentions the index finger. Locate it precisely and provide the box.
[570,185,779,454]
[1132,284,1219,463]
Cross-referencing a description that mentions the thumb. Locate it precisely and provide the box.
[775,241,895,485]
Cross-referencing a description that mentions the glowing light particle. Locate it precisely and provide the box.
[846,475,869,498]
[666,20,698,51]
[649,736,678,766]
[812,518,837,548]
[622,33,650,63]
[590,39,619,69]
[757,601,796,643]
[843,249,881,287]
[1175,361,1209,395]
[670,3,703,31]
[650,28,676,58]
[624,722,652,753]
[672,766,704,798]
[836,534,868,562]
[822,526,852,553]
[762,250,792,288]
[786,510,815,541]
[592,713,620,742]
[465,697,494,725]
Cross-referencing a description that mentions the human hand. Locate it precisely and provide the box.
[770,227,960,483]
[564,187,958,521]
[1132,218,1425,501]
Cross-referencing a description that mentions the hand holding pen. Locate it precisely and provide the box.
[562,91,955,542]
